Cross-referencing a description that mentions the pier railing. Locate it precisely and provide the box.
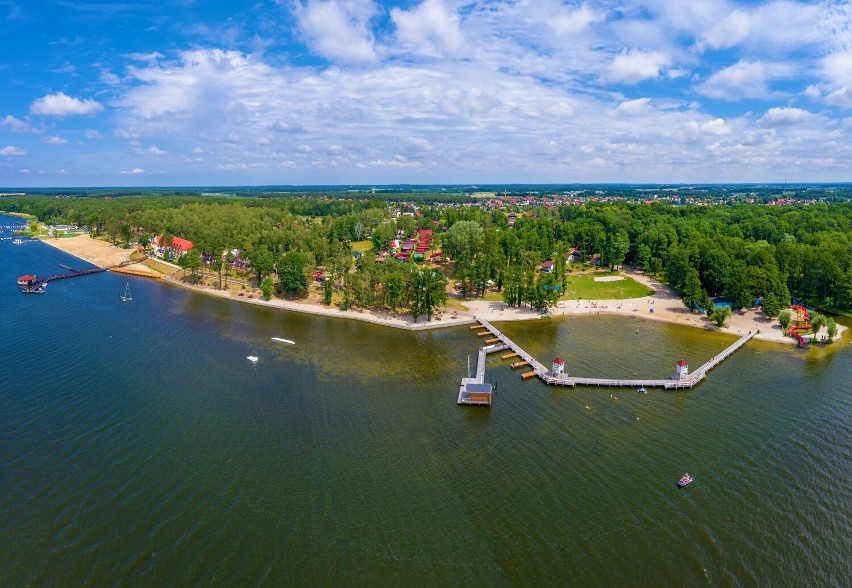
[470,317,755,390]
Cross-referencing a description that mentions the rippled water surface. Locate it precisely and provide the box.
[1,216,849,585]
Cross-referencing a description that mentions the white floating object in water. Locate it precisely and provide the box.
[271,337,295,345]
[247,356,259,362]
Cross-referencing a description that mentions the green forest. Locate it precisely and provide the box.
[3,194,851,318]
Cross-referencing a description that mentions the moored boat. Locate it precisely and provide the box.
[677,473,693,487]
[120,282,132,302]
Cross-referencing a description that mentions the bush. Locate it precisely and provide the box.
[260,276,274,301]
[778,310,791,332]
[710,306,732,327]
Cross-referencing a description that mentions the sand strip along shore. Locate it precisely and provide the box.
[38,234,160,278]
[39,235,844,343]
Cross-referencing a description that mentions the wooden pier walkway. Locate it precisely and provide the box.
[32,267,106,287]
[472,317,756,390]
[21,256,158,294]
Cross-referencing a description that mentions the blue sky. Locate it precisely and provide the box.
[1,0,850,186]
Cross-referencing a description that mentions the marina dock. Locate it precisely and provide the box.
[459,316,756,403]
[457,343,507,405]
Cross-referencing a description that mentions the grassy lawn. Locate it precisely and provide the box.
[443,297,470,311]
[561,273,654,300]
[351,240,373,253]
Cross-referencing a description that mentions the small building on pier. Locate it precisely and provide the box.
[458,382,493,406]
[17,274,36,286]
[676,359,689,380]
[552,357,565,376]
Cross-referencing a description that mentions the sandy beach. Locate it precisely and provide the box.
[40,234,844,344]
[40,234,161,278]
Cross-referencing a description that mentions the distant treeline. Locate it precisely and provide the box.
[5,183,852,203]
[2,194,850,314]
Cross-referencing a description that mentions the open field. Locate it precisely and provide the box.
[350,240,373,253]
[562,272,654,300]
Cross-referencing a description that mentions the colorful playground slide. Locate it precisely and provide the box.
[788,305,811,348]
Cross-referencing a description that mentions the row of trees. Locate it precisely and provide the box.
[4,195,851,318]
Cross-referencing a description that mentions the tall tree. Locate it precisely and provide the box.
[248,245,274,284]
[443,221,483,265]
[681,267,710,312]
[279,252,309,296]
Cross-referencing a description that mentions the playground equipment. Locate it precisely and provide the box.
[788,305,811,348]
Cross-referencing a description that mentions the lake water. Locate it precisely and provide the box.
[1,215,850,585]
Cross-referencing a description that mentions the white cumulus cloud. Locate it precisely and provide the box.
[2,115,37,133]
[29,92,104,116]
[697,60,788,100]
[606,49,670,84]
[295,0,378,64]
[391,0,464,56]
[615,97,652,116]
[759,107,815,126]
[42,135,68,145]
[1,146,26,156]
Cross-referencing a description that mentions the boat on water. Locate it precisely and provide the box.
[12,238,23,245]
[677,473,693,487]
[120,282,132,302]
[247,356,259,363]
[638,387,647,393]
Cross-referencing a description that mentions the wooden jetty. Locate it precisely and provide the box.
[511,360,529,369]
[19,256,159,294]
[29,267,106,288]
[469,316,756,390]
[458,343,508,406]
[501,352,519,359]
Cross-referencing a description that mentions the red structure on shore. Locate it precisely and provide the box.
[788,305,811,348]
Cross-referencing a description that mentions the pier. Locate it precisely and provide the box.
[459,316,756,402]
[31,267,107,288]
[457,343,507,405]
[18,257,158,294]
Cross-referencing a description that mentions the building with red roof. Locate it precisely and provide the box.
[152,235,193,259]
[170,236,193,252]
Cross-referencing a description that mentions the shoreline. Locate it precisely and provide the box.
[38,234,845,344]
